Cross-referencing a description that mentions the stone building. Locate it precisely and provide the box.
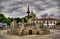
[7,5,50,35]
[9,19,49,35]
[25,5,60,28]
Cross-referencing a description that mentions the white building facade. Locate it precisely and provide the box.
[32,18,59,28]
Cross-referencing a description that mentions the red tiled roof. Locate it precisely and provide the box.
[32,18,60,21]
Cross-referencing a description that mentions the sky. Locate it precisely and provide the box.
[0,0,60,18]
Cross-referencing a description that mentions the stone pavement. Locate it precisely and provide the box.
[0,29,60,39]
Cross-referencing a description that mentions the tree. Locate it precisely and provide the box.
[0,13,11,25]
[0,13,6,22]
[5,17,11,25]
[56,21,60,25]
[22,17,27,23]
[14,18,22,23]
[0,13,27,25]
[0,13,6,18]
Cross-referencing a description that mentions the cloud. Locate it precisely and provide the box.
[0,0,60,18]
[0,6,5,12]
[41,13,48,18]
[0,0,8,3]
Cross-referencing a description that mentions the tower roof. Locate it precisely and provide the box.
[30,8,36,16]
[26,5,30,13]
[31,8,34,14]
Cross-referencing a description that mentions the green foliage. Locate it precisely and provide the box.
[22,17,27,23]
[0,13,6,18]
[0,13,6,22]
[5,18,11,25]
[0,13,27,25]
[0,13,11,25]
[14,18,22,23]
[56,21,60,25]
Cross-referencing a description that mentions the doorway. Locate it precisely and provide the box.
[29,30,32,35]
[36,31,39,35]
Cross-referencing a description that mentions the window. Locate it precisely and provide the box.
[50,21,52,23]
